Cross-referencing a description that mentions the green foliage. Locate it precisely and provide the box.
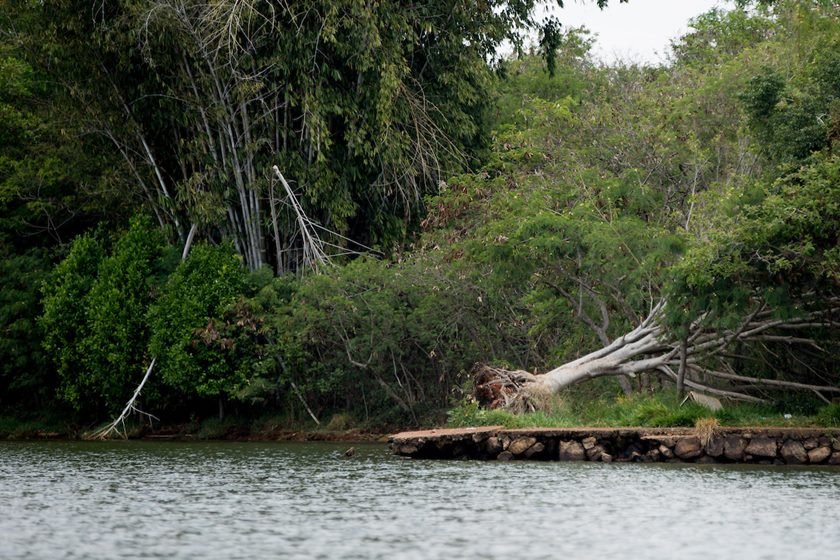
[565,392,705,427]
[0,415,70,440]
[448,398,577,429]
[539,17,564,78]
[41,217,170,414]
[0,19,133,416]
[149,243,250,399]
[269,255,499,425]
[325,413,355,431]
[15,0,557,269]
[196,416,240,440]
[40,233,105,410]
[741,68,831,163]
[817,403,840,427]
[740,70,786,120]
[675,7,775,66]
[0,250,51,410]
[670,153,840,324]
[82,216,170,411]
[736,3,840,163]
[0,43,125,254]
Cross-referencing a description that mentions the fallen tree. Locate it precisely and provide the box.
[475,299,840,411]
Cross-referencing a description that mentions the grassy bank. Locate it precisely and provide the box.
[448,391,840,430]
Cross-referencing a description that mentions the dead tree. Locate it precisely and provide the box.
[89,359,158,440]
[475,299,840,411]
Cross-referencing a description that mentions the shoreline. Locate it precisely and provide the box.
[0,425,392,443]
[390,426,840,465]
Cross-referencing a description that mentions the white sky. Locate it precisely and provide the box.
[537,0,733,64]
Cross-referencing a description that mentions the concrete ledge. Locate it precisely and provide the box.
[389,427,840,465]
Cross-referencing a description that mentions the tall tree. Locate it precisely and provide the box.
[20,0,571,273]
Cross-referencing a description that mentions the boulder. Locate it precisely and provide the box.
[674,437,703,459]
[524,442,545,459]
[807,446,832,464]
[497,451,514,461]
[803,437,818,450]
[398,444,418,456]
[485,436,503,455]
[509,436,537,456]
[724,436,747,460]
[705,436,725,458]
[558,440,586,461]
[829,452,840,466]
[581,436,598,450]
[601,453,614,463]
[780,440,808,464]
[745,437,778,459]
[832,438,840,452]
[658,444,674,459]
[587,445,605,461]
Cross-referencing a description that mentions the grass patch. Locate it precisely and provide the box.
[817,403,840,427]
[447,391,840,429]
[576,393,710,427]
[695,417,720,447]
[448,399,577,429]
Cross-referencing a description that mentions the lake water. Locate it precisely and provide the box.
[1,441,838,559]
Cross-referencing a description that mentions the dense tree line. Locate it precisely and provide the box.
[1,0,563,422]
[1,0,838,429]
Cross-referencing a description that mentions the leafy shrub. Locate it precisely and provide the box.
[41,233,105,409]
[817,403,840,427]
[148,242,249,400]
[42,217,171,415]
[81,216,170,412]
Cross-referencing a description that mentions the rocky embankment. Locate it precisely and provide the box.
[390,426,840,465]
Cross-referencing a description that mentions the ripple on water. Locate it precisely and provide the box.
[0,441,838,560]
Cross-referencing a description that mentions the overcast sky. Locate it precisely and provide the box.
[538,0,734,64]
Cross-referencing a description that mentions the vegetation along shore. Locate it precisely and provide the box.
[1,0,839,440]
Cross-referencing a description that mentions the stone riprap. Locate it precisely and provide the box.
[389,427,840,465]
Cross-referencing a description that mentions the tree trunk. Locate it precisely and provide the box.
[676,337,688,400]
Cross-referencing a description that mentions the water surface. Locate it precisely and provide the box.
[1,441,838,559]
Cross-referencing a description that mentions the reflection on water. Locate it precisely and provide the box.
[1,441,838,559]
